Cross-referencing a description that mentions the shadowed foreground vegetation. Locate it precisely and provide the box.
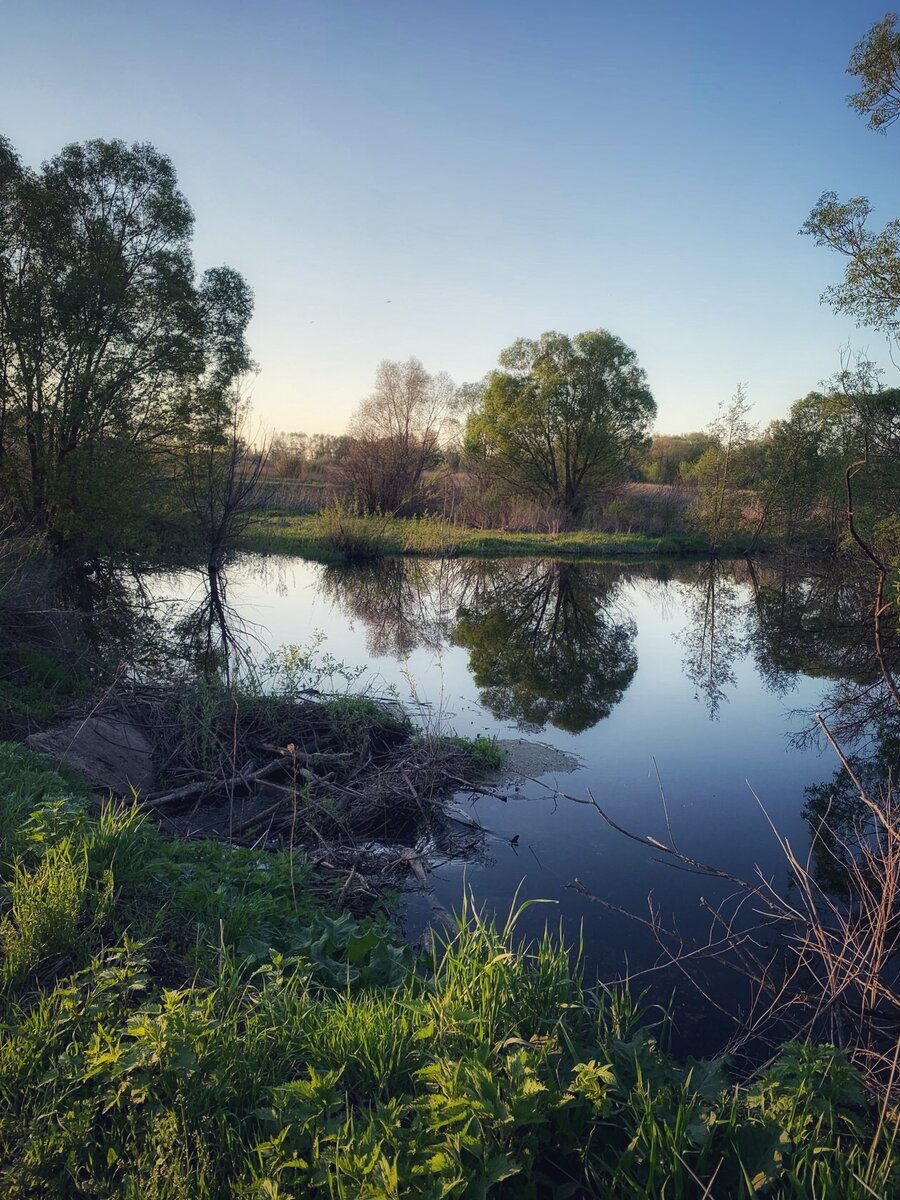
[0,743,897,1198]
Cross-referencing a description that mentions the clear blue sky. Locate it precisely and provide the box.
[3,0,898,434]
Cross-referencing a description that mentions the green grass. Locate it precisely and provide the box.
[450,734,506,772]
[237,511,713,563]
[0,743,896,1198]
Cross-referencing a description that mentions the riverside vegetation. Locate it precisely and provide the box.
[0,742,897,1199]
[237,506,712,564]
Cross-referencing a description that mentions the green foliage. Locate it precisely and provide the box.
[450,735,506,772]
[0,136,253,555]
[0,642,91,728]
[258,637,368,698]
[687,385,756,550]
[0,746,893,1198]
[639,432,714,485]
[317,499,394,560]
[239,511,703,561]
[804,15,900,338]
[322,694,411,742]
[466,330,656,521]
[0,744,398,988]
[848,12,900,132]
[803,191,900,337]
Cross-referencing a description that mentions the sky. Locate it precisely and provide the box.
[2,0,899,435]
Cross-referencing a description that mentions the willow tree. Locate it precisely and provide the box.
[465,330,655,522]
[0,136,253,551]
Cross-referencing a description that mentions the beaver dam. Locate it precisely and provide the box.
[26,680,506,915]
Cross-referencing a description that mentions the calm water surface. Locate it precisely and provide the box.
[155,552,876,1042]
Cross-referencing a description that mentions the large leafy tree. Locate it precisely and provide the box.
[0,136,252,550]
[465,330,655,521]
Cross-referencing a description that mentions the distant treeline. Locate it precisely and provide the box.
[266,365,900,559]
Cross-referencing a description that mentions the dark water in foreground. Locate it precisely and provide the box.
[153,552,891,1047]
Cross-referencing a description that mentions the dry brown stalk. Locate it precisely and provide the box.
[564,721,900,1104]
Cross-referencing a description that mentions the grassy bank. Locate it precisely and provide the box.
[237,511,714,563]
[0,743,896,1198]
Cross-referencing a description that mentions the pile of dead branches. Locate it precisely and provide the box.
[98,680,485,852]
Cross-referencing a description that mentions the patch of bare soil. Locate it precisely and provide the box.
[496,737,580,781]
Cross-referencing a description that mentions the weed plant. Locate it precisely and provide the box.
[0,743,896,1198]
[450,734,505,772]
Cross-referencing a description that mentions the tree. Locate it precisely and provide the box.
[687,385,755,551]
[748,396,836,544]
[176,391,268,578]
[343,357,454,513]
[639,431,715,485]
[0,136,253,551]
[465,330,655,522]
[802,15,900,337]
[847,12,900,131]
[269,431,308,479]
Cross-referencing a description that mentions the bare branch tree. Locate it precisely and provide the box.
[343,358,454,513]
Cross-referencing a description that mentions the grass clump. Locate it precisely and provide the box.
[451,733,505,772]
[316,500,397,560]
[322,693,413,745]
[0,744,896,1198]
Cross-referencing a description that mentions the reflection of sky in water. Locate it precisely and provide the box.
[153,554,842,1048]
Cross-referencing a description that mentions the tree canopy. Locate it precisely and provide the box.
[0,136,253,551]
[465,330,655,521]
[847,11,900,131]
[803,14,900,339]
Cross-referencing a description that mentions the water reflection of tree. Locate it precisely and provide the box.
[801,712,900,894]
[678,559,749,718]
[319,558,464,658]
[738,555,900,752]
[0,559,242,735]
[451,560,638,733]
[707,551,900,898]
[45,562,197,685]
[170,564,255,682]
[745,558,892,687]
[678,553,900,727]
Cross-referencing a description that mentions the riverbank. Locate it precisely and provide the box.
[0,741,894,1199]
[237,510,716,562]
